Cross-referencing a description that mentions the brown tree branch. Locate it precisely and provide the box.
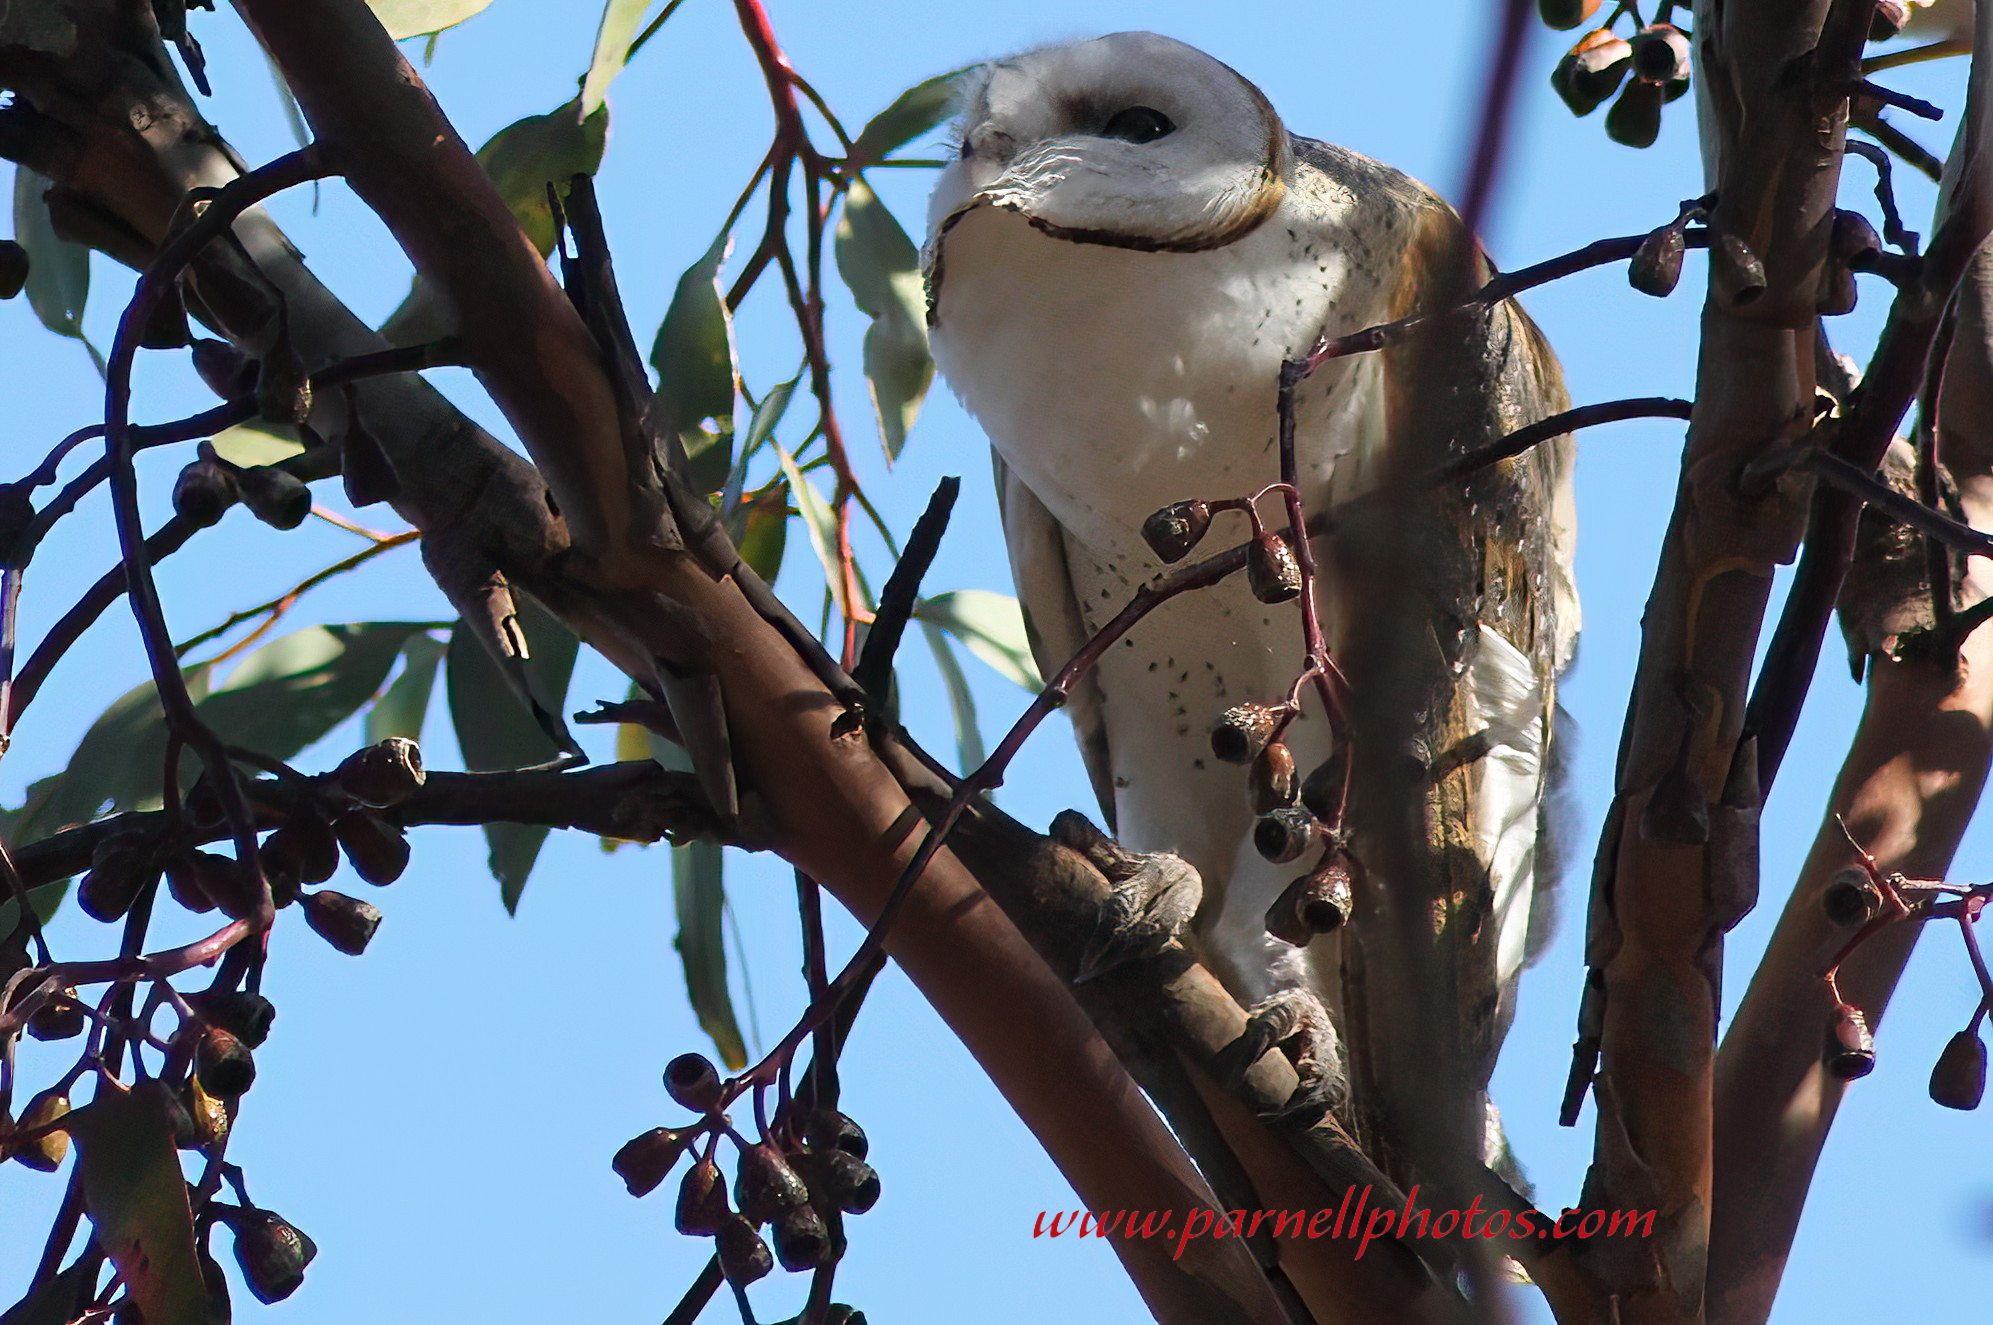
[1566,4,1873,1319]
[215,3,1290,1318]
[1708,234,1993,1325]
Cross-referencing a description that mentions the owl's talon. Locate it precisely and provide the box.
[1053,810,1203,983]
[1214,987,1346,1119]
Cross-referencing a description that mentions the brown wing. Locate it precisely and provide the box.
[992,452,1118,829]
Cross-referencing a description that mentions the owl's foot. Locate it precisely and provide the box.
[1213,986,1346,1122]
[1050,810,1203,983]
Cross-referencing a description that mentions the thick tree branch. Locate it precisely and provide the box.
[212,3,1288,1317]
[1708,236,1993,1325]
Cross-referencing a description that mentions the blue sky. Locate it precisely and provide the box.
[1,2,1986,1322]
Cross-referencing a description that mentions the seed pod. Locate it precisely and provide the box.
[772,1204,834,1272]
[1210,702,1281,765]
[163,853,217,914]
[1930,1029,1987,1111]
[192,339,258,401]
[1629,24,1692,84]
[185,989,277,1049]
[736,1142,812,1225]
[229,1207,317,1305]
[195,1024,256,1099]
[1824,1003,1877,1080]
[715,1213,774,1288]
[0,240,27,300]
[236,465,310,531]
[1299,751,1347,823]
[10,1088,71,1171]
[26,990,85,1042]
[1712,231,1768,305]
[173,457,238,529]
[1629,223,1686,298]
[1820,866,1882,927]
[1247,533,1302,603]
[1250,741,1299,812]
[300,890,381,956]
[1871,0,1908,40]
[804,1108,868,1160]
[1605,78,1665,148]
[1819,265,1859,317]
[190,850,259,921]
[135,1077,201,1150]
[267,815,340,889]
[79,833,157,923]
[814,1148,881,1215]
[1140,500,1213,563]
[1831,209,1882,262]
[665,1053,724,1113]
[334,738,426,807]
[333,811,410,886]
[341,409,400,508]
[1266,853,1357,947]
[1552,29,1632,116]
[1537,0,1602,30]
[182,770,225,829]
[1253,808,1319,865]
[676,1157,730,1236]
[613,1127,696,1197]
[140,282,192,350]
[824,1309,866,1325]
[183,1072,233,1148]
[254,340,312,426]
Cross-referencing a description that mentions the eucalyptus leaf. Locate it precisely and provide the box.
[12,167,89,341]
[674,839,747,1069]
[731,480,789,585]
[834,180,932,460]
[581,0,651,116]
[914,590,1041,690]
[650,232,739,492]
[773,445,841,603]
[198,622,427,764]
[73,1082,207,1325]
[365,632,446,743]
[920,621,985,770]
[366,0,495,40]
[445,599,580,912]
[849,68,972,165]
[210,419,304,468]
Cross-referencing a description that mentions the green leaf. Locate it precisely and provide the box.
[365,0,495,40]
[920,621,985,769]
[649,232,739,492]
[673,839,747,1069]
[380,99,609,343]
[849,68,971,166]
[834,180,933,461]
[209,419,304,468]
[445,599,580,912]
[365,632,446,743]
[773,444,841,602]
[581,0,651,116]
[11,667,214,847]
[197,622,427,765]
[914,590,1041,690]
[73,1081,206,1325]
[12,167,89,341]
[731,480,788,585]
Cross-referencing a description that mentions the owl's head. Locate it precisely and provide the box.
[928,32,1291,252]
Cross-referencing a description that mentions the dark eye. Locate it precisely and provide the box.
[1100,106,1175,144]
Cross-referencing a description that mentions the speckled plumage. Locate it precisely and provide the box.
[924,33,1576,1108]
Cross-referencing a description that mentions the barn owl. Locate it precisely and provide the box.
[923,32,1577,1136]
